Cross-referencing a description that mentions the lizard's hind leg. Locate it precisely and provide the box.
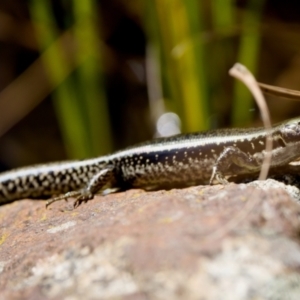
[46,166,117,208]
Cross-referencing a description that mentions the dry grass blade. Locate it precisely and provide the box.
[230,64,272,181]
[205,62,272,242]
[258,82,300,101]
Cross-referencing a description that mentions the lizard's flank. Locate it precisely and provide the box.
[1,117,300,207]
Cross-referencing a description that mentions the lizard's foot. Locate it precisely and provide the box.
[46,190,94,209]
[209,167,229,185]
[46,167,116,209]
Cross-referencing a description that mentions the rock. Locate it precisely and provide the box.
[1,180,300,300]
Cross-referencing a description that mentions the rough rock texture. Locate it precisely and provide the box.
[1,179,300,300]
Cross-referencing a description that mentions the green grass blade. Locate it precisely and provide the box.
[73,0,112,155]
[231,0,266,126]
[184,0,209,130]
[210,0,235,126]
[152,0,209,132]
[211,0,235,28]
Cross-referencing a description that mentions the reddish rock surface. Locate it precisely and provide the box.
[1,180,300,299]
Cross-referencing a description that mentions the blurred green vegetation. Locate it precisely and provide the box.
[146,0,209,132]
[30,0,112,159]
[28,0,265,158]
[146,0,265,131]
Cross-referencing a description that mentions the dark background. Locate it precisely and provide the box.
[0,0,300,171]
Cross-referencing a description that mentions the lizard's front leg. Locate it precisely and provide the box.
[209,146,263,184]
[46,166,117,208]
